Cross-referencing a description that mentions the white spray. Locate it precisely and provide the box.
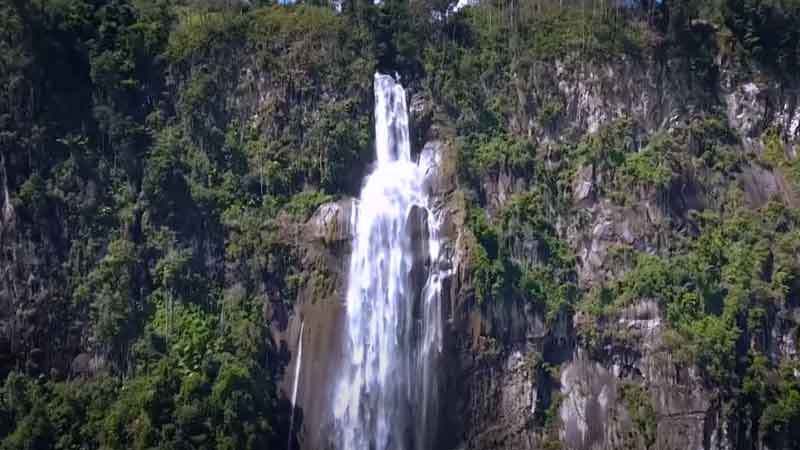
[333,73,445,450]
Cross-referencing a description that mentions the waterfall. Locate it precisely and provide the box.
[333,72,444,450]
[288,320,304,449]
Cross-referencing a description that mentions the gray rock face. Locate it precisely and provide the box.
[408,204,432,314]
[481,167,528,215]
[769,305,800,364]
[514,54,800,156]
[529,56,688,142]
[432,54,799,450]
[721,76,800,142]
[724,82,766,139]
[459,349,540,450]
[569,199,664,287]
[274,199,355,450]
[738,163,798,208]
[410,91,434,144]
[559,351,620,450]
[568,301,713,450]
[70,352,104,378]
[0,154,14,236]
[306,198,354,245]
[280,53,800,450]
[572,165,595,207]
[420,140,444,195]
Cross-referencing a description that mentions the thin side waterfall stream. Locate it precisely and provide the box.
[288,320,304,448]
[332,73,444,450]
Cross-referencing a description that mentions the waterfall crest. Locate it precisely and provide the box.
[332,73,444,450]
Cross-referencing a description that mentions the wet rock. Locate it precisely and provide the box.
[408,205,431,311]
[274,265,348,449]
[408,205,430,252]
[420,140,443,193]
[268,200,360,450]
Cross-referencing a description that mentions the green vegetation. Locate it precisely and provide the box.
[760,360,800,449]
[577,200,800,446]
[620,133,675,189]
[427,5,800,447]
[459,133,536,182]
[762,127,800,189]
[466,189,577,323]
[620,383,657,449]
[0,0,374,447]
[1,0,800,449]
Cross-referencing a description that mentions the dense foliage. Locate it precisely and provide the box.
[432,0,800,447]
[0,0,799,449]
[0,0,375,447]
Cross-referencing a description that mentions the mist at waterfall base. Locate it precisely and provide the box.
[330,73,446,450]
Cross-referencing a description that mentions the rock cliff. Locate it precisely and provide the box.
[278,48,800,450]
[1,2,799,450]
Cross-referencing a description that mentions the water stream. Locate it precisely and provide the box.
[332,72,444,450]
[288,320,304,449]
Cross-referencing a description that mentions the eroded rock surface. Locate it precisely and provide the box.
[279,51,800,450]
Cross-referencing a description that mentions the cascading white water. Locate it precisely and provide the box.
[333,73,444,450]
